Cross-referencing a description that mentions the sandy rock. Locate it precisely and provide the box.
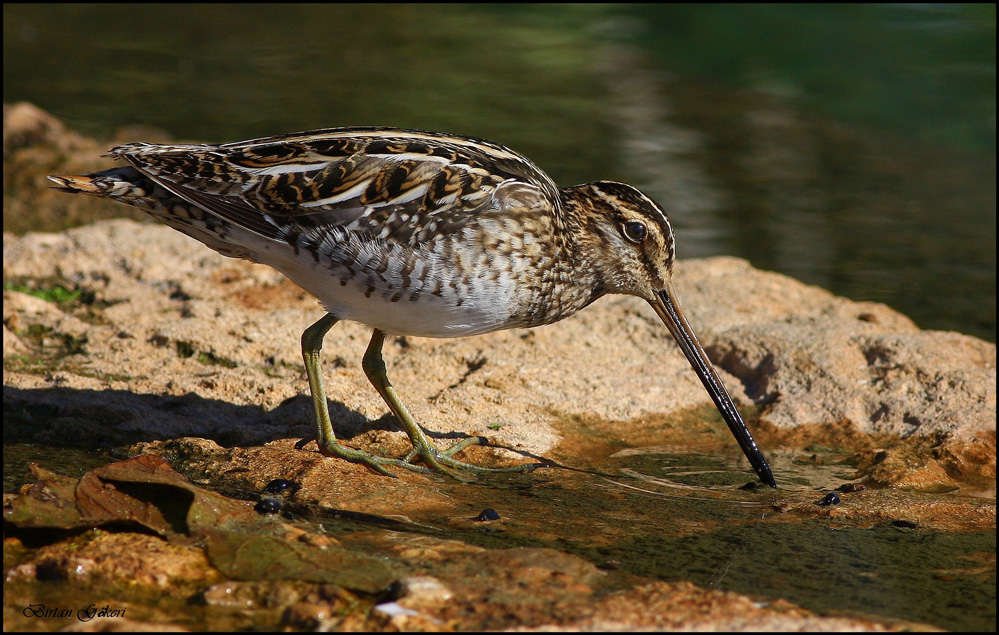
[690,257,996,439]
[4,102,75,156]
[3,102,149,233]
[3,322,30,356]
[3,221,994,459]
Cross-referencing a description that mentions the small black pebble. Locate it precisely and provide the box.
[891,519,918,529]
[817,492,840,506]
[475,508,500,522]
[255,497,282,514]
[263,478,296,495]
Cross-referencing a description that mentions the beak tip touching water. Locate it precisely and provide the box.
[757,461,777,489]
[652,286,777,489]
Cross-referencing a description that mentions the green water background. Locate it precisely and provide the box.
[3,4,995,341]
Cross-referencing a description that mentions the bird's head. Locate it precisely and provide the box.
[567,180,775,488]
[568,180,676,300]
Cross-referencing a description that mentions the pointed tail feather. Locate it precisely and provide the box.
[47,174,102,194]
[48,169,277,263]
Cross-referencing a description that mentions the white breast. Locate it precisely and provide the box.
[251,226,520,338]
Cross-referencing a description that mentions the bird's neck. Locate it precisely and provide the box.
[548,186,616,309]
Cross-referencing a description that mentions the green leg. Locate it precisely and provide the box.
[361,329,464,479]
[362,329,540,476]
[302,314,428,477]
[302,315,541,478]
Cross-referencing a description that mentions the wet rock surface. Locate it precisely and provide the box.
[3,106,996,631]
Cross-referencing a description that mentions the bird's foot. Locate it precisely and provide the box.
[301,434,545,480]
[305,436,438,478]
[402,436,546,477]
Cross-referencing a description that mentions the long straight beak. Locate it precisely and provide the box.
[651,283,776,488]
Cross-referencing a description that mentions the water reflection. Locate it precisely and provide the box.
[591,445,995,631]
[3,4,994,341]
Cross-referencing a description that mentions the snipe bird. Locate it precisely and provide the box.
[49,127,776,487]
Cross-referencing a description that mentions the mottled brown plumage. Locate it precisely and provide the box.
[49,127,775,486]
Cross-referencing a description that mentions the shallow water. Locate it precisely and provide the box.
[241,442,996,631]
[564,448,995,631]
[3,4,995,342]
[5,425,994,631]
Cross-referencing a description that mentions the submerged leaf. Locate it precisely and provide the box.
[203,529,395,593]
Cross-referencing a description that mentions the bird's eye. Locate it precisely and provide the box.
[622,221,648,243]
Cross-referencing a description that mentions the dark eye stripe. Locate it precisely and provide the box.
[622,221,647,243]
